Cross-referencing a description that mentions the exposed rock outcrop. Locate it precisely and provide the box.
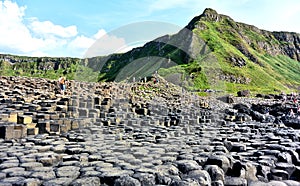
[0,76,300,185]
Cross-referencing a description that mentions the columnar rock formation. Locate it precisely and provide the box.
[0,76,300,185]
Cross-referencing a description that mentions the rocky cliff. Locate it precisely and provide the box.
[0,54,80,80]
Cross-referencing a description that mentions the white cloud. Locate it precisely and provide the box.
[69,35,95,49]
[0,0,43,53]
[66,35,94,57]
[93,29,106,39]
[29,19,78,38]
[84,34,128,58]
[66,29,111,57]
[0,0,91,57]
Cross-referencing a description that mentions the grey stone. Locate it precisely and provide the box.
[205,165,225,182]
[0,162,19,169]
[80,170,102,177]
[70,177,101,186]
[155,164,179,176]
[224,176,247,186]
[1,167,25,173]
[270,168,289,180]
[132,173,156,186]
[248,181,271,186]
[230,142,247,152]
[0,182,12,186]
[170,178,200,186]
[278,152,293,164]
[0,170,6,179]
[31,170,56,180]
[275,162,295,178]
[244,162,258,182]
[59,160,80,166]
[0,177,26,185]
[212,180,224,186]
[7,170,32,177]
[176,160,202,174]
[186,170,211,186]
[56,166,80,179]
[205,154,232,173]
[268,181,290,186]
[43,178,74,186]
[282,180,300,186]
[21,178,42,186]
[114,175,141,186]
[20,162,43,171]
[100,169,135,185]
[155,172,172,185]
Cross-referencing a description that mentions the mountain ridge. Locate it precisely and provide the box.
[90,8,300,93]
[1,8,300,94]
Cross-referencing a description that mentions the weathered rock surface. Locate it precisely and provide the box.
[0,76,300,185]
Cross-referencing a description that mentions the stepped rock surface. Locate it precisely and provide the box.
[0,76,300,185]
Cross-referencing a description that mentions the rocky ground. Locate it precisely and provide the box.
[0,76,300,186]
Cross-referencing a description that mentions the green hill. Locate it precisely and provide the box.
[0,54,80,80]
[1,8,300,95]
[85,8,300,94]
[190,8,300,94]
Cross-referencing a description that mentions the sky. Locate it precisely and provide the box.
[1,0,300,58]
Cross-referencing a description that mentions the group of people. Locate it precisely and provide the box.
[287,92,300,118]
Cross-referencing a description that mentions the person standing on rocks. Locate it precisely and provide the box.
[58,76,66,95]
[289,108,295,117]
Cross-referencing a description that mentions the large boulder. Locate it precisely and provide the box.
[176,160,202,174]
[205,154,232,173]
[204,165,225,182]
[114,176,141,186]
[186,170,211,186]
[233,103,251,115]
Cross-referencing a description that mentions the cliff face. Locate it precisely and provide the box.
[190,8,300,64]
[0,54,79,70]
[0,54,80,79]
[237,25,300,62]
[269,31,300,60]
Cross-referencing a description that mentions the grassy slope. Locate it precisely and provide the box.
[194,18,300,94]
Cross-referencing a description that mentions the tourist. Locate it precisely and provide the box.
[293,97,298,104]
[289,108,295,117]
[58,76,66,95]
[282,94,287,103]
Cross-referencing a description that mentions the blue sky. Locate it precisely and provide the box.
[1,0,300,58]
